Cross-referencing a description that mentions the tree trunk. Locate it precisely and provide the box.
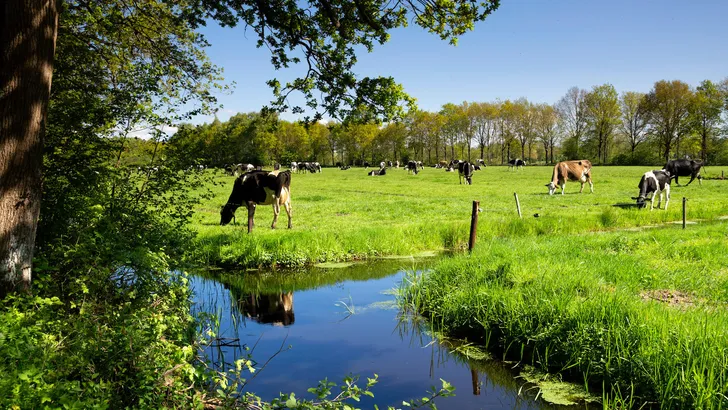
[0,0,59,295]
[1,0,58,290]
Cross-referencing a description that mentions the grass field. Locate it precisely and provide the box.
[190,165,728,268]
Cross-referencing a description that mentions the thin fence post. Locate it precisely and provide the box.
[469,200,479,253]
[722,170,724,180]
[682,197,687,229]
[514,192,522,218]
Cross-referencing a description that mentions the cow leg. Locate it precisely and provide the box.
[560,183,565,195]
[664,185,670,210]
[686,175,695,186]
[588,176,594,193]
[284,194,292,229]
[246,201,256,234]
[674,175,680,186]
[657,190,664,209]
[271,199,280,229]
[697,174,702,186]
[579,182,584,193]
[649,192,656,211]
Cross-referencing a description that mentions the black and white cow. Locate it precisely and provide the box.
[664,159,703,186]
[406,160,419,175]
[220,170,292,233]
[508,159,525,170]
[235,163,255,176]
[477,159,485,168]
[290,162,299,173]
[367,166,387,176]
[633,170,671,210]
[458,161,474,185]
[363,161,371,168]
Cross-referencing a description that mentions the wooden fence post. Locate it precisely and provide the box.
[514,192,522,218]
[469,200,479,252]
[682,197,687,229]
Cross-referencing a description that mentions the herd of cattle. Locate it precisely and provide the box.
[219,158,705,231]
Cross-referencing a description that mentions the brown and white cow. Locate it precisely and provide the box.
[545,160,594,195]
[220,170,292,233]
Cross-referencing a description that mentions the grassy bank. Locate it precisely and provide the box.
[191,165,728,268]
[400,221,728,408]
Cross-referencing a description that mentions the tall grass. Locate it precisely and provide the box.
[400,222,728,408]
[191,166,728,268]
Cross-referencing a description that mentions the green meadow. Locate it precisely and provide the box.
[191,165,728,268]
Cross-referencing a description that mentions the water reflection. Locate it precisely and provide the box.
[230,289,295,326]
[192,260,589,409]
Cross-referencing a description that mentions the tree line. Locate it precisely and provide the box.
[168,78,728,168]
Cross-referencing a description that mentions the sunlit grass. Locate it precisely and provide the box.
[190,165,728,268]
[401,221,728,408]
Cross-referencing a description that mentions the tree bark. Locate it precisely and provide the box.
[0,0,59,295]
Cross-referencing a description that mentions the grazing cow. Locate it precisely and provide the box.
[387,161,393,167]
[664,159,703,186]
[458,161,474,185]
[368,166,387,176]
[395,161,400,168]
[545,160,593,195]
[508,159,525,170]
[416,161,423,170]
[406,160,419,175]
[339,165,351,170]
[313,162,322,173]
[633,170,671,210]
[477,159,485,168]
[363,161,371,168]
[290,162,298,173]
[438,160,448,168]
[220,170,292,233]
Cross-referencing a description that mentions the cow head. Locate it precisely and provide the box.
[220,203,236,225]
[545,182,557,195]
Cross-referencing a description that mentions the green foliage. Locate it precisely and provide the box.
[0,274,203,409]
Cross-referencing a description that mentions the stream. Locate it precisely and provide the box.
[191,258,582,409]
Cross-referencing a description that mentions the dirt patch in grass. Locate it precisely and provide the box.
[641,289,696,307]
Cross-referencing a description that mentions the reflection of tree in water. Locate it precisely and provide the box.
[225,283,295,326]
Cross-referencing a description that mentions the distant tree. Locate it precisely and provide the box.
[644,80,693,162]
[689,80,724,163]
[441,103,467,160]
[513,99,535,161]
[619,91,651,159]
[473,102,499,163]
[556,87,588,159]
[584,84,621,164]
[497,100,517,163]
[535,104,559,164]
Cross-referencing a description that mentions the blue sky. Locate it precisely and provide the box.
[193,0,728,124]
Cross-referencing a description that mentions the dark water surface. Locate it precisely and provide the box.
[191,259,573,409]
